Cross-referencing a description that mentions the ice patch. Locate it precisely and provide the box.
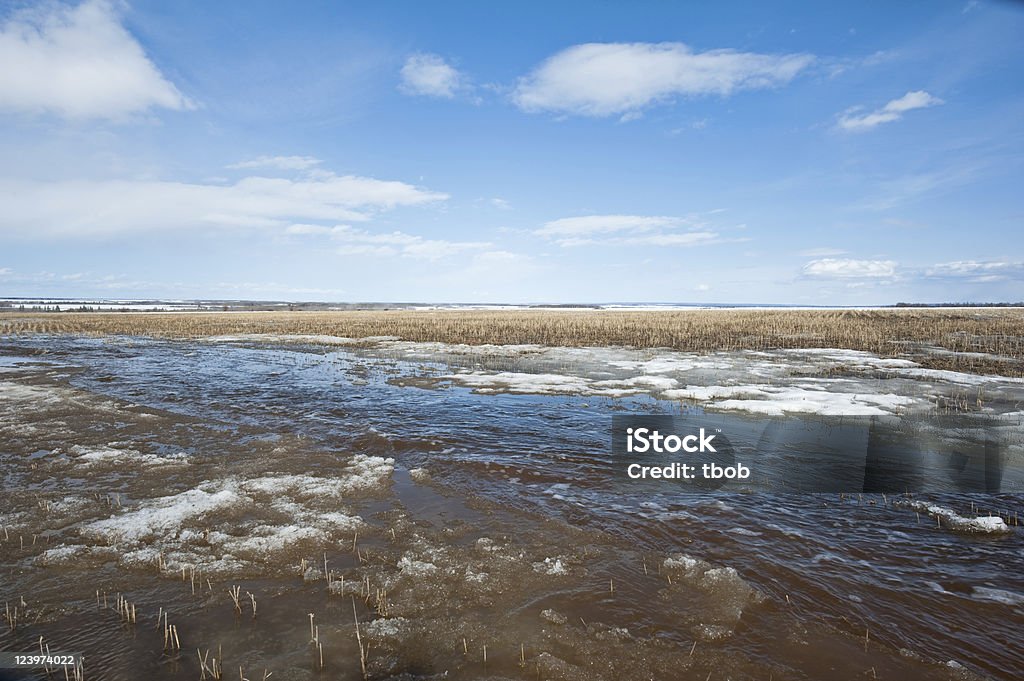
[897,500,1013,534]
[82,486,244,544]
[67,444,187,467]
[35,544,118,566]
[662,552,763,639]
[409,467,431,483]
[971,586,1024,605]
[664,383,917,416]
[207,334,370,346]
[240,456,393,497]
[540,608,568,625]
[663,554,702,573]
[533,557,568,575]
[365,617,409,639]
[76,470,370,575]
[446,371,592,395]
[397,554,439,577]
[342,454,396,492]
[218,525,328,558]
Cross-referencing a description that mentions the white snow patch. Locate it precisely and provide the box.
[898,500,1013,534]
[68,444,187,467]
[665,383,916,416]
[447,371,591,395]
[82,486,244,544]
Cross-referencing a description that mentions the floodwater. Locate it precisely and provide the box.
[0,334,1022,681]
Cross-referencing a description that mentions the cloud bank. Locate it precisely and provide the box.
[536,214,721,248]
[0,0,193,119]
[803,258,898,278]
[925,260,1024,283]
[0,172,448,238]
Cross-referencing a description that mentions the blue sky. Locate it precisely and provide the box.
[0,0,1022,304]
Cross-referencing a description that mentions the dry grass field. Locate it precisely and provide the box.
[2,308,1022,375]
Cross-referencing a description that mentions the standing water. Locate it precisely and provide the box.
[1,335,1022,680]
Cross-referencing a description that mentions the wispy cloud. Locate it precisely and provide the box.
[925,260,1024,283]
[837,90,943,132]
[512,42,814,118]
[536,214,723,248]
[228,156,323,171]
[399,53,464,98]
[0,0,194,119]
[0,170,448,238]
[803,258,898,278]
[286,224,489,260]
[537,215,685,237]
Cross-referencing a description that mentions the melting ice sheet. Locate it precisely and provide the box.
[207,334,1024,417]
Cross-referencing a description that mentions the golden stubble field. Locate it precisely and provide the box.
[2,308,1022,375]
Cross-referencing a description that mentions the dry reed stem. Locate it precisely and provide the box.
[352,597,367,679]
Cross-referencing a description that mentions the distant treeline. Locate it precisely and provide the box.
[892,302,1024,308]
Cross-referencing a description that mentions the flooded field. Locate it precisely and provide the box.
[1,334,1022,680]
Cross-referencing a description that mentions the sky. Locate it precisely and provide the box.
[0,0,1022,304]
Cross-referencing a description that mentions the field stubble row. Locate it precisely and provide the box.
[1,308,1022,375]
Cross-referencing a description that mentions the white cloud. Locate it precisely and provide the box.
[803,258,897,278]
[285,224,489,261]
[837,90,943,132]
[537,215,686,237]
[536,214,722,248]
[0,0,194,119]
[617,232,720,247]
[0,172,447,238]
[512,42,814,117]
[399,53,463,98]
[925,260,1024,283]
[228,156,323,171]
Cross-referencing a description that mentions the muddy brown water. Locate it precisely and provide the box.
[0,336,1021,680]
